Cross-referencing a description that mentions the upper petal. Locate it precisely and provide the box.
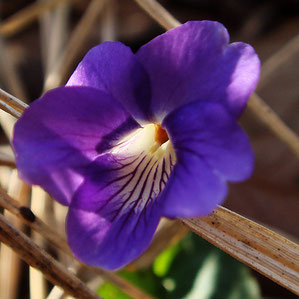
[67,41,152,123]
[136,21,260,121]
[12,86,139,205]
[160,101,254,218]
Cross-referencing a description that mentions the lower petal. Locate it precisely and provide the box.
[67,124,175,269]
[67,199,161,270]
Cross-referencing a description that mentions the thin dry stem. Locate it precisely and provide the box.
[0,39,28,101]
[181,206,299,295]
[134,0,180,30]
[133,0,299,157]
[0,152,15,168]
[0,171,30,299]
[46,286,65,299]
[248,93,299,156]
[0,187,155,299]
[39,0,70,78]
[101,0,117,42]
[0,167,12,191]
[30,187,48,299]
[44,0,106,90]
[0,214,100,299]
[0,39,28,139]
[0,88,27,119]
[0,0,73,37]
[258,34,299,89]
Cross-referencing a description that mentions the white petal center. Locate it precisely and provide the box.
[104,124,176,217]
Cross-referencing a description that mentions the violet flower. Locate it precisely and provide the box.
[13,21,260,270]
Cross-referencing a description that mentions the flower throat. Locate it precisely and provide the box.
[154,124,169,146]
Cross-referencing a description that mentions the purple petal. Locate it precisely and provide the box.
[67,41,152,123]
[12,86,139,205]
[160,101,254,218]
[67,202,161,270]
[136,21,260,121]
[160,154,227,218]
[67,152,163,270]
[66,122,176,269]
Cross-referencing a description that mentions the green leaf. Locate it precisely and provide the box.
[97,281,131,299]
[97,269,166,299]
[97,233,261,299]
[153,241,180,277]
[160,234,261,299]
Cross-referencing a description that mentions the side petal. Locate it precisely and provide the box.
[12,86,140,205]
[161,101,254,218]
[136,21,260,121]
[160,154,227,218]
[67,41,152,123]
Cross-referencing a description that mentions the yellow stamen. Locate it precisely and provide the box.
[154,124,169,146]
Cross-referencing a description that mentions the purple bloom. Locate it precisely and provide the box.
[12,21,260,270]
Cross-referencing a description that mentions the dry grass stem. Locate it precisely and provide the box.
[0,214,100,299]
[259,34,299,89]
[181,206,299,295]
[46,286,65,299]
[0,186,71,255]
[0,152,15,168]
[44,0,106,90]
[0,39,28,139]
[0,167,12,191]
[0,88,27,118]
[0,0,73,37]
[30,187,49,299]
[0,40,28,101]
[134,0,180,30]
[40,0,70,78]
[0,98,21,119]
[248,93,299,156]
[0,187,156,299]
[101,0,117,42]
[0,109,17,140]
[0,171,29,299]
[133,0,299,157]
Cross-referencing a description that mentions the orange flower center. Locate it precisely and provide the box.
[154,124,169,146]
